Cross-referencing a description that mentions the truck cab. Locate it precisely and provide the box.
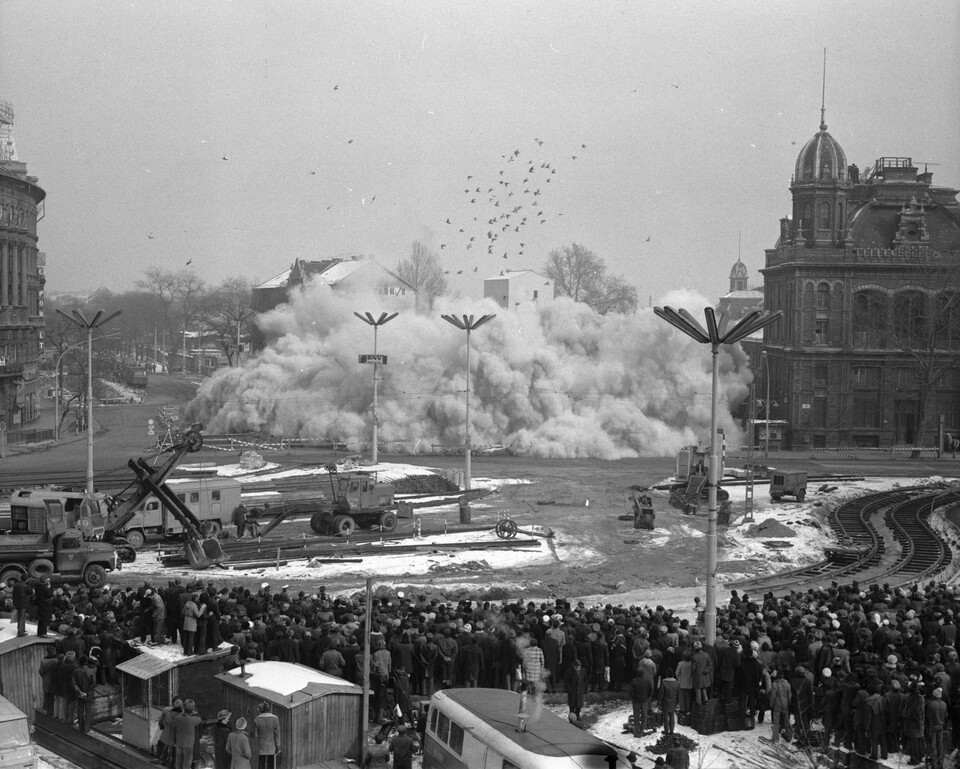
[336,473,395,513]
[8,488,109,539]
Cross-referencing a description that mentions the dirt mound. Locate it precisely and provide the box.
[393,474,460,493]
[742,518,797,538]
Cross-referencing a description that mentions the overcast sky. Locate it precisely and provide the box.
[1,1,958,304]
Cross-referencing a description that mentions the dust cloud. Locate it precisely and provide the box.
[186,280,753,459]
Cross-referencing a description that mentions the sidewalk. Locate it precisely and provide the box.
[3,396,89,456]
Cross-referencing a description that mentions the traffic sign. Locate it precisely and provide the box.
[359,354,387,364]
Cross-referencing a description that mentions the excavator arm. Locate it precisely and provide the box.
[126,458,227,569]
[104,423,205,540]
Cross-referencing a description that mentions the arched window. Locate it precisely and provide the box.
[816,283,830,310]
[852,291,888,348]
[817,202,830,231]
[893,291,928,343]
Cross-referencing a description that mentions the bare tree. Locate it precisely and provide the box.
[396,241,448,309]
[204,277,255,366]
[136,267,207,371]
[544,243,638,314]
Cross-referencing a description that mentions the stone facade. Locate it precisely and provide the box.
[759,115,960,449]
[0,109,46,431]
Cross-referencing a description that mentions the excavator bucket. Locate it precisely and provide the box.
[183,537,228,569]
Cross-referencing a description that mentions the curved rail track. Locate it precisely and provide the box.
[728,485,958,595]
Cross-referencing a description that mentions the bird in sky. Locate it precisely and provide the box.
[186,259,193,265]
[535,138,544,146]
[333,84,339,90]
[446,218,451,224]
[308,170,316,175]
[221,156,228,161]
[473,266,479,272]
[645,236,652,242]
[440,244,446,249]
[581,143,587,149]
[326,205,333,210]
[347,139,354,144]
[147,234,154,239]
[444,270,450,275]
[457,270,463,275]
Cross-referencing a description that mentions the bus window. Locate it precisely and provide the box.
[449,722,464,754]
[430,707,438,732]
[212,490,221,501]
[437,712,450,744]
[190,492,200,503]
[503,762,520,769]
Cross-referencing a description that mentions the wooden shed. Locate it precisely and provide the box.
[116,646,232,751]
[0,629,55,724]
[216,661,363,766]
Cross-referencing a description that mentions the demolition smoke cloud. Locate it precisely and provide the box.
[186,279,753,459]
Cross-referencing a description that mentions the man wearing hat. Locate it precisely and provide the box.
[926,687,947,769]
[389,723,418,769]
[213,708,233,769]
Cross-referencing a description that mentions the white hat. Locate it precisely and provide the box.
[261,582,269,589]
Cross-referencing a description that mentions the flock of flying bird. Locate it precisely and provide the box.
[438,137,582,275]
[149,84,591,274]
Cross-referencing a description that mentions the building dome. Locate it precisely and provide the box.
[794,119,847,183]
[729,258,749,282]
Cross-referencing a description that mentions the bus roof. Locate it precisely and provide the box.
[438,688,616,759]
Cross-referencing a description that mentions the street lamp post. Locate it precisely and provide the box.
[654,305,781,645]
[55,309,121,492]
[441,313,496,491]
[354,311,399,464]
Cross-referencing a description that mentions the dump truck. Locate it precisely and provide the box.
[0,498,119,588]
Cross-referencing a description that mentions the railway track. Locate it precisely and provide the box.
[727,485,958,595]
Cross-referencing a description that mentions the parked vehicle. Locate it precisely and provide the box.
[770,470,808,502]
[117,476,241,549]
[423,688,629,769]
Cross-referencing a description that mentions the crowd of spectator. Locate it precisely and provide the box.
[6,574,960,768]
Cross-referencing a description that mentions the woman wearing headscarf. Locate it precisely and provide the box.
[226,717,252,769]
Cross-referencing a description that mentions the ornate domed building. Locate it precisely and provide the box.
[759,106,960,450]
[716,257,763,321]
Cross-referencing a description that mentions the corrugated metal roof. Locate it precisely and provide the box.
[117,653,176,679]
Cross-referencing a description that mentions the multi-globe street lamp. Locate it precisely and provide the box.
[440,313,496,491]
[653,305,781,645]
[354,311,398,465]
[55,308,121,492]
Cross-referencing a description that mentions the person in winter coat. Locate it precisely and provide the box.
[181,593,202,656]
[173,699,202,769]
[926,687,948,769]
[34,577,54,637]
[520,638,544,693]
[542,627,562,692]
[565,658,588,720]
[900,682,926,765]
[38,647,58,716]
[862,680,887,761]
[157,698,183,768]
[460,635,483,687]
[768,669,793,744]
[72,655,97,732]
[790,665,815,739]
[676,650,695,715]
[608,633,628,692]
[213,709,233,769]
[735,648,762,718]
[630,669,655,736]
[226,717,252,769]
[11,576,31,637]
[882,679,905,757]
[716,638,742,702]
[151,589,166,645]
[56,650,80,724]
[691,641,713,705]
[414,635,437,695]
[659,669,680,734]
[253,702,281,769]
